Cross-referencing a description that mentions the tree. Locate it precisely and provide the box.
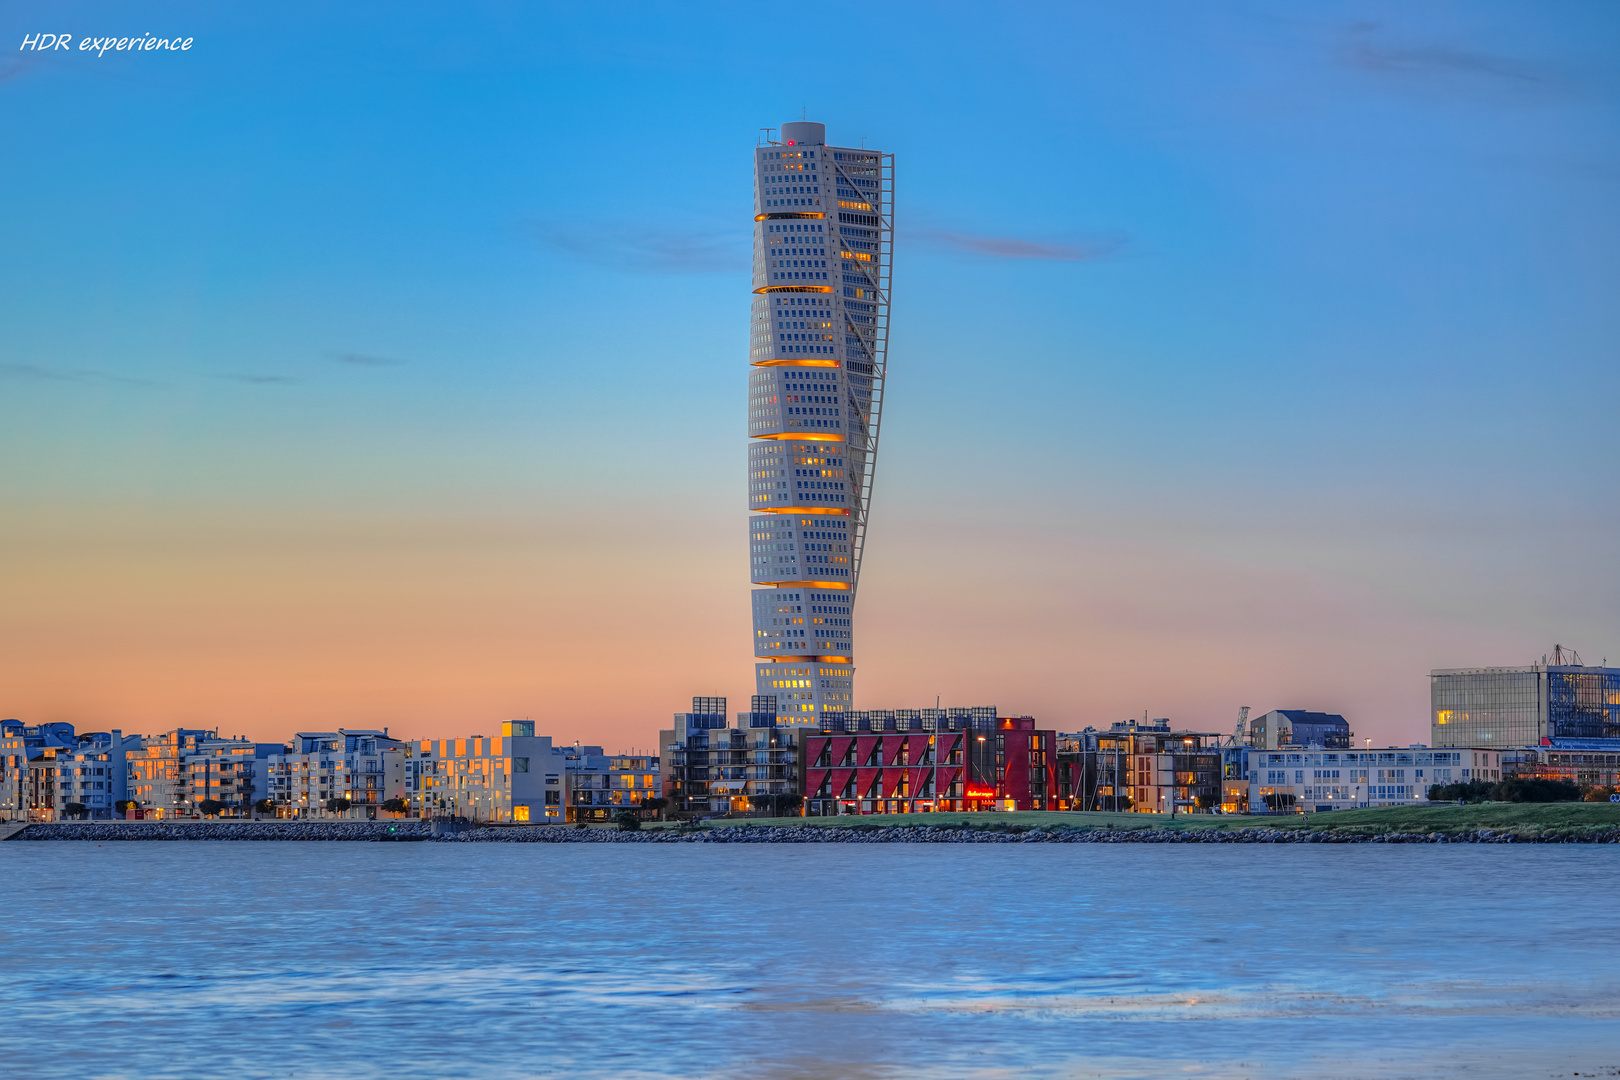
[614,810,641,832]
[198,799,226,818]
[114,800,138,815]
[641,797,669,821]
[748,792,805,817]
[254,799,277,817]
[62,802,90,820]
[381,798,409,814]
[1193,794,1218,811]
[1262,792,1297,812]
[325,797,352,814]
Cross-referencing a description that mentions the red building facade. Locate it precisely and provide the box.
[804,716,1056,815]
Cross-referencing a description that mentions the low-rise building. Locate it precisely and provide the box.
[1,720,77,820]
[1224,746,1501,812]
[802,709,1053,816]
[408,721,570,823]
[127,729,283,818]
[1503,741,1618,790]
[268,730,406,818]
[1246,710,1352,750]
[127,729,222,818]
[561,745,661,823]
[1057,719,1222,814]
[45,731,143,820]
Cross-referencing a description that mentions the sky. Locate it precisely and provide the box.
[1,1,1616,750]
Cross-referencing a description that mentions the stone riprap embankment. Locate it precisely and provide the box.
[441,825,1620,844]
[11,821,434,841]
[11,822,1619,843]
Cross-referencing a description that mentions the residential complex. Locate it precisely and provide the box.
[406,722,659,824]
[1221,746,1501,814]
[268,730,408,817]
[1056,719,1223,815]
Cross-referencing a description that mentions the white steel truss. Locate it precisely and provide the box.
[833,152,893,601]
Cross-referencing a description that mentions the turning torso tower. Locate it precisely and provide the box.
[746,120,893,724]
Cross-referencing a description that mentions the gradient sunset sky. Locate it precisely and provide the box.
[2,1,1616,750]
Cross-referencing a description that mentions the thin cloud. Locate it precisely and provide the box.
[1344,23,1556,89]
[0,362,71,381]
[0,56,39,85]
[522,220,745,274]
[1,362,162,387]
[228,374,298,385]
[915,229,1127,262]
[335,352,406,367]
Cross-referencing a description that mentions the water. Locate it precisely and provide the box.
[2,842,1617,1079]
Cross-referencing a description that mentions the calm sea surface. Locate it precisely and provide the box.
[2,841,1617,1079]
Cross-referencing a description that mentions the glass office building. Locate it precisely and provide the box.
[1432,665,1620,747]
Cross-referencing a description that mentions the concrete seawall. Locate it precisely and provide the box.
[8,821,1620,843]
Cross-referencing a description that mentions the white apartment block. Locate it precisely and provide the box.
[7,728,142,821]
[267,730,407,819]
[1242,747,1502,812]
[748,119,892,723]
[126,729,283,818]
[408,722,661,823]
[1,721,76,821]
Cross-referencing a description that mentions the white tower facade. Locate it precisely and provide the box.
[747,120,893,723]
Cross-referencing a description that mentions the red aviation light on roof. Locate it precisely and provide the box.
[786,141,795,145]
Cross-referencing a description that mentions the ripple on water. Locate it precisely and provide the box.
[2,841,1617,1079]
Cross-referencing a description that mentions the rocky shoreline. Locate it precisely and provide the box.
[8,821,1620,844]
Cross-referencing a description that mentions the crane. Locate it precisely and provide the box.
[1230,706,1251,747]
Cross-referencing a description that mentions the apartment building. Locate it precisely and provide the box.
[125,729,282,818]
[1,720,76,821]
[560,746,661,823]
[1057,719,1222,814]
[1222,746,1499,813]
[408,721,568,823]
[267,730,407,819]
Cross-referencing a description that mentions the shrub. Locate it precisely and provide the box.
[1583,785,1616,803]
[1428,780,1496,803]
[1428,778,1582,804]
[1492,778,1581,803]
[614,810,641,832]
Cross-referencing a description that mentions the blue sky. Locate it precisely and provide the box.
[2,1,1616,744]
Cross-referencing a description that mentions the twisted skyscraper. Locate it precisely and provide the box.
[747,120,893,723]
